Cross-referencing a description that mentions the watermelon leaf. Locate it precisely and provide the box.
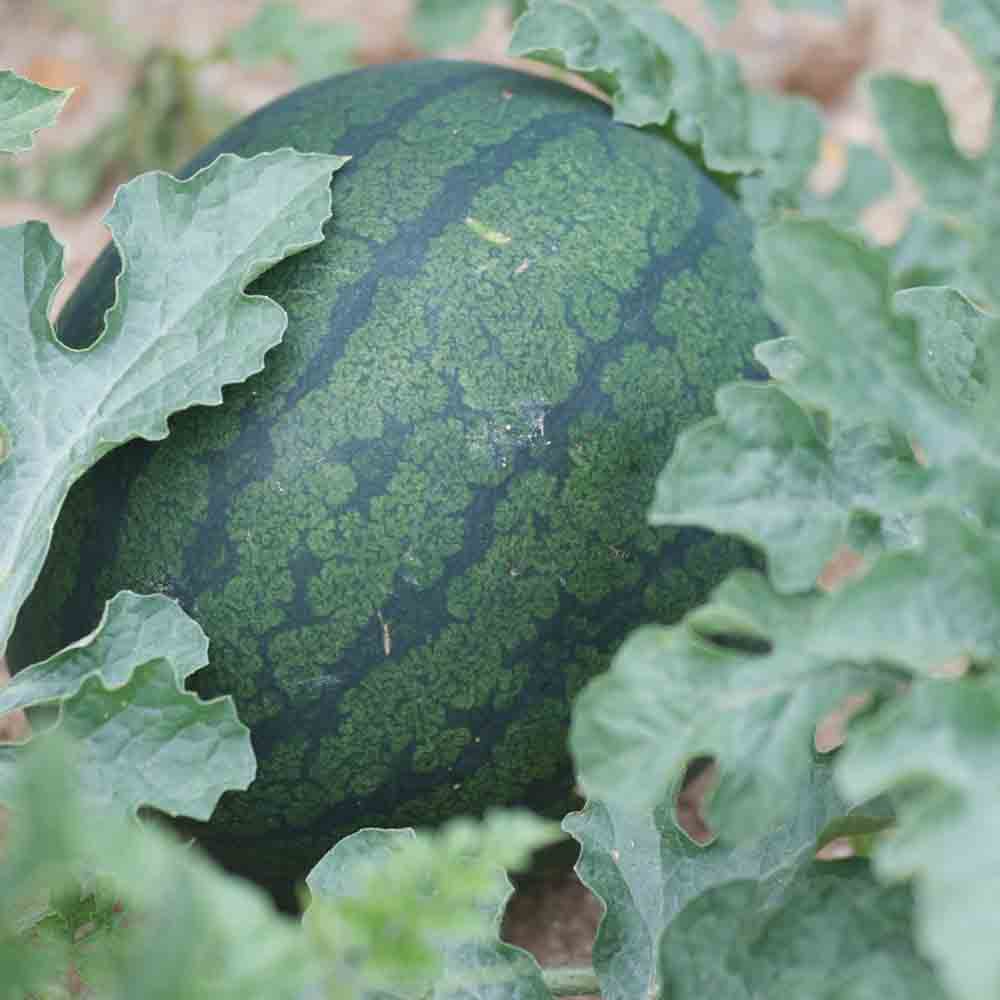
[0,591,206,716]
[0,70,70,154]
[837,676,1000,1000]
[571,511,1000,833]
[411,0,498,48]
[0,655,254,821]
[0,589,250,822]
[870,72,999,307]
[705,0,844,21]
[410,0,530,48]
[2,736,320,1000]
[940,0,1000,80]
[658,860,944,998]
[223,3,360,82]
[800,143,894,225]
[509,0,824,216]
[304,814,559,999]
[0,149,346,657]
[756,221,996,468]
[565,755,878,1000]
[648,382,923,593]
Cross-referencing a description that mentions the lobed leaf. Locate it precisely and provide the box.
[566,756,885,1000]
[0,69,70,154]
[1,736,318,1000]
[837,676,1000,1000]
[756,220,993,467]
[573,506,1000,835]
[509,0,823,216]
[659,860,945,999]
[870,76,981,215]
[0,656,254,821]
[706,0,844,21]
[225,2,359,82]
[940,0,1000,79]
[411,0,498,48]
[870,71,1000,307]
[0,591,206,717]
[800,143,894,226]
[649,381,923,592]
[305,815,556,999]
[0,149,346,656]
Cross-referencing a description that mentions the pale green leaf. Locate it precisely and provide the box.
[649,382,923,592]
[0,657,254,821]
[226,3,359,82]
[800,143,894,224]
[572,508,1000,831]
[0,149,346,655]
[0,591,206,717]
[871,73,1000,306]
[755,220,989,467]
[941,0,1000,78]
[570,572,877,836]
[892,211,968,292]
[773,0,844,12]
[870,76,981,214]
[706,0,843,21]
[305,816,555,1000]
[895,285,989,408]
[0,69,70,154]
[703,0,739,20]
[659,861,945,999]
[838,676,1000,1000]
[411,0,497,48]
[566,757,882,1000]
[509,0,822,215]
[1,736,319,1000]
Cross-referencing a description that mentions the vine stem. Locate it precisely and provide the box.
[542,966,600,997]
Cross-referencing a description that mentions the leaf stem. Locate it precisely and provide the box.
[542,966,599,997]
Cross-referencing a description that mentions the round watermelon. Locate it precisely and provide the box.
[10,60,768,893]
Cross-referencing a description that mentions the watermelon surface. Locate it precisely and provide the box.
[10,60,769,891]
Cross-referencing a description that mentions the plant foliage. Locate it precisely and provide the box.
[3,1,1000,997]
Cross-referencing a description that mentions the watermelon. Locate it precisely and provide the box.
[10,60,768,893]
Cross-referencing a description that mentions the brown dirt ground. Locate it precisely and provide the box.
[0,0,990,985]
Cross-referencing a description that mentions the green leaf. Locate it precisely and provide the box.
[0,591,206,717]
[870,72,1000,306]
[304,815,557,999]
[870,76,981,215]
[0,656,254,820]
[892,210,968,292]
[773,0,844,11]
[837,676,1000,1000]
[706,0,844,21]
[226,3,359,82]
[1,736,319,1000]
[0,149,346,656]
[411,0,497,48]
[659,860,945,999]
[566,756,880,1000]
[572,508,1000,833]
[0,69,70,154]
[509,0,823,216]
[755,220,990,467]
[649,381,923,592]
[940,0,1000,78]
[800,143,894,225]
[569,571,876,835]
[894,285,990,408]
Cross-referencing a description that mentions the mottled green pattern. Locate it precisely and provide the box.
[11,61,770,891]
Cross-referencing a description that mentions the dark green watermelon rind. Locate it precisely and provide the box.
[12,62,768,884]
